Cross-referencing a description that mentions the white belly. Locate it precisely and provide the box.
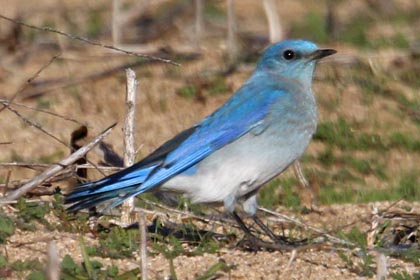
[161,123,314,204]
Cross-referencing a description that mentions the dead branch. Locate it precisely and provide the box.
[0,54,59,114]
[0,99,85,126]
[112,0,122,46]
[263,0,283,43]
[46,241,60,280]
[194,0,204,48]
[19,50,200,100]
[259,207,355,247]
[1,100,68,147]
[0,123,116,203]
[0,14,179,66]
[120,68,138,226]
[139,209,148,280]
[226,0,239,62]
[0,162,122,171]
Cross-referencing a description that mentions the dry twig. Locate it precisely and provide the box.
[0,54,60,114]
[259,207,355,247]
[46,241,60,280]
[0,14,179,66]
[120,68,138,226]
[0,123,115,203]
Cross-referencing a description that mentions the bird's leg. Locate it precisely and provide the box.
[232,211,255,237]
[232,211,296,251]
[232,211,267,251]
[252,215,279,242]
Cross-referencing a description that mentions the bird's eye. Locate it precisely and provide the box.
[283,49,295,60]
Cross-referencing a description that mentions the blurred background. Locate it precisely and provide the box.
[0,0,419,213]
[1,0,420,278]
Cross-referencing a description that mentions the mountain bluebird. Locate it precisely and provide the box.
[66,39,336,242]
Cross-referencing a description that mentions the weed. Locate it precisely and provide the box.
[207,77,229,96]
[16,198,47,222]
[61,253,138,280]
[346,157,372,175]
[341,227,367,248]
[319,183,355,204]
[338,15,373,48]
[204,2,225,20]
[391,270,420,280]
[259,177,300,209]
[314,118,385,150]
[37,150,65,164]
[8,259,44,279]
[96,227,140,259]
[338,250,375,277]
[332,168,359,183]
[51,194,91,233]
[87,8,104,38]
[177,84,198,99]
[196,259,234,280]
[394,171,420,201]
[388,132,420,152]
[317,146,336,167]
[0,214,15,243]
[291,11,328,44]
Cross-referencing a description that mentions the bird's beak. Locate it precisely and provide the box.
[310,49,337,60]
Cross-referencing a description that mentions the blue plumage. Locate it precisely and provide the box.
[65,40,336,221]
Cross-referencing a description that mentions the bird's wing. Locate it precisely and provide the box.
[66,81,286,211]
[129,83,286,194]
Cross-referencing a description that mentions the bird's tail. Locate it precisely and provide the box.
[65,165,156,212]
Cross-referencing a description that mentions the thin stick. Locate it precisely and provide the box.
[1,100,106,177]
[0,99,85,126]
[259,207,355,247]
[123,69,137,168]
[2,170,12,196]
[123,69,147,278]
[0,123,116,203]
[226,0,238,62]
[1,101,68,147]
[376,252,387,280]
[112,0,121,45]
[46,241,60,280]
[292,160,309,188]
[120,69,138,226]
[0,162,123,171]
[263,0,283,43]
[0,54,60,114]
[139,209,148,280]
[0,14,179,66]
[194,0,204,48]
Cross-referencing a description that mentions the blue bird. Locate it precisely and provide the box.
[66,39,336,243]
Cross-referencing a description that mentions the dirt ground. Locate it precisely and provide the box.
[2,201,420,279]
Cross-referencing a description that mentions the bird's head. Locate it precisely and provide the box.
[256,40,336,88]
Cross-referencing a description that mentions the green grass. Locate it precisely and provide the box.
[391,271,420,280]
[319,170,419,204]
[177,84,198,99]
[37,150,65,164]
[315,118,419,152]
[95,227,141,259]
[290,11,329,44]
[86,8,104,38]
[61,253,139,280]
[314,118,385,150]
[0,214,15,244]
[259,177,301,209]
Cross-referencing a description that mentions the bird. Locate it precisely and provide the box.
[65,39,336,244]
